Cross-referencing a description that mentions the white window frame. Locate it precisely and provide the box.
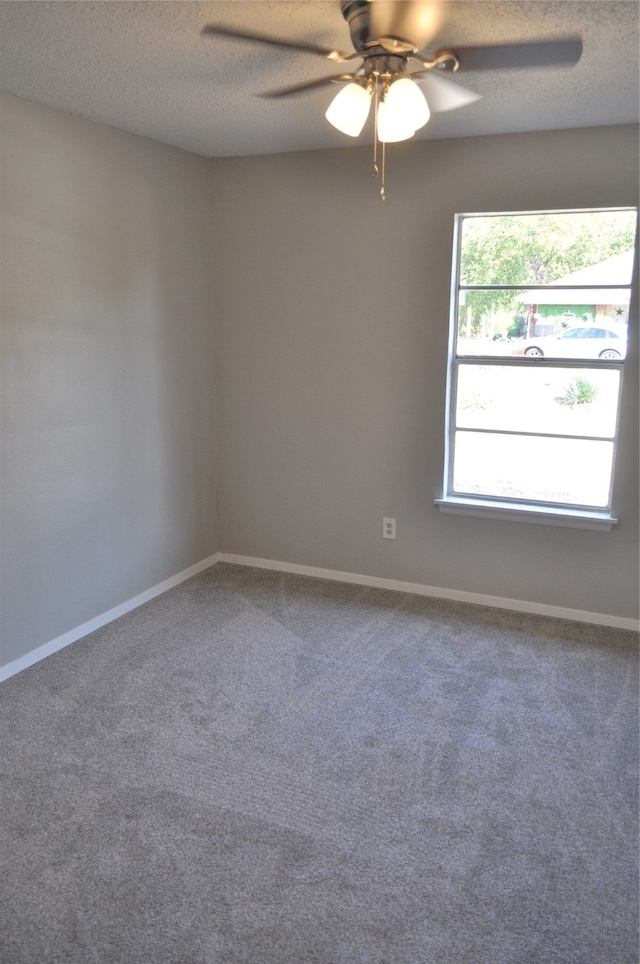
[436,208,637,531]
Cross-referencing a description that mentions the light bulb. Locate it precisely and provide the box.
[384,77,431,132]
[325,83,372,137]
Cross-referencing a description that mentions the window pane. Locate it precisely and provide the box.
[456,289,521,355]
[456,289,629,359]
[453,432,614,507]
[459,211,637,287]
[455,365,620,438]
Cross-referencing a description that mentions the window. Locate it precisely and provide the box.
[437,209,637,530]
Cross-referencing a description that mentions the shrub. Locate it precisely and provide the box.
[555,377,599,408]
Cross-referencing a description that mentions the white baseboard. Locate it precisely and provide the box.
[220,553,640,633]
[0,553,222,682]
[3,548,637,682]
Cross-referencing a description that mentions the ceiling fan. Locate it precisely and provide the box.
[202,0,582,198]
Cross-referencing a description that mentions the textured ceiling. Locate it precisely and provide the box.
[0,1,638,157]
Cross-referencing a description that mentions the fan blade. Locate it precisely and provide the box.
[440,38,583,72]
[258,75,354,99]
[412,72,482,112]
[201,24,350,63]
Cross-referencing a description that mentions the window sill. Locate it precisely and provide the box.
[435,496,618,531]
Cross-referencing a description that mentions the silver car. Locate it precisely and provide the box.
[513,324,627,359]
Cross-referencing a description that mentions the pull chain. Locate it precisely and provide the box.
[372,80,379,178]
[370,75,387,199]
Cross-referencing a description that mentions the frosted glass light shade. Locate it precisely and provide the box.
[325,83,372,137]
[384,77,431,132]
[377,99,416,143]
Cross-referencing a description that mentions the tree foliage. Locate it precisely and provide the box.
[458,210,637,336]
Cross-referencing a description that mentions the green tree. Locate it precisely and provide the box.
[458,211,636,338]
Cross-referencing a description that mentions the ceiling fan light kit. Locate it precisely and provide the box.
[326,74,430,140]
[322,48,438,196]
[203,0,582,200]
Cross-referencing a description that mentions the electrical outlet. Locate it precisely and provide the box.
[383,518,396,539]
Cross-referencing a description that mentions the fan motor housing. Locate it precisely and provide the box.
[341,1,377,52]
[341,0,442,55]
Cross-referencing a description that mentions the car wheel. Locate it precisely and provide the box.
[524,347,544,357]
[599,349,621,360]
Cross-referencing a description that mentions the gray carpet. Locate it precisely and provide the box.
[1,562,638,964]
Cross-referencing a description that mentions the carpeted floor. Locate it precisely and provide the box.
[1,562,638,964]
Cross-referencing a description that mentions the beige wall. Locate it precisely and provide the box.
[1,93,219,665]
[211,126,639,619]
